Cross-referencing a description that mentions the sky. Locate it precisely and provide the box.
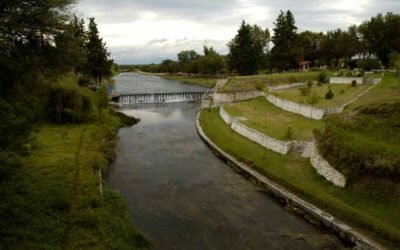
[74,0,400,64]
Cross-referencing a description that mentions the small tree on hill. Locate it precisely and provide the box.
[307,91,320,120]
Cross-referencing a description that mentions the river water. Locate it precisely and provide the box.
[107,73,344,249]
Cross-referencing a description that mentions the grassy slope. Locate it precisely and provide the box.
[274,84,372,108]
[0,112,151,249]
[347,72,400,109]
[200,108,400,248]
[160,74,220,88]
[219,72,323,93]
[224,98,324,141]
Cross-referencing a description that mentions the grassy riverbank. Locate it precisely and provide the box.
[160,74,220,88]
[0,109,151,249]
[200,108,400,248]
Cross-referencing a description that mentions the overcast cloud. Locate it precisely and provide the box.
[74,0,400,64]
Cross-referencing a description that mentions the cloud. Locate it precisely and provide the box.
[75,0,400,64]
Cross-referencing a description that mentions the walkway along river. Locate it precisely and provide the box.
[106,73,345,249]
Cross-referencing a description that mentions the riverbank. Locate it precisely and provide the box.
[0,109,151,249]
[158,74,221,88]
[199,108,399,249]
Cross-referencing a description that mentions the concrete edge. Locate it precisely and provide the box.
[195,111,383,250]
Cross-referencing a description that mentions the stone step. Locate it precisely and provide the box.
[301,142,314,158]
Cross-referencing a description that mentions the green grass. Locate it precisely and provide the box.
[0,111,151,249]
[364,72,384,79]
[347,72,400,110]
[274,84,372,108]
[200,108,400,248]
[219,71,325,93]
[224,98,324,141]
[161,74,221,88]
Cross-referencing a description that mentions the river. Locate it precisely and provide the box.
[107,73,344,249]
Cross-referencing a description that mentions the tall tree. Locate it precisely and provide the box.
[177,50,200,75]
[271,10,298,71]
[85,18,113,84]
[228,21,265,75]
[198,46,225,75]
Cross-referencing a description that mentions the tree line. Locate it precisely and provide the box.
[0,1,113,173]
[140,11,400,75]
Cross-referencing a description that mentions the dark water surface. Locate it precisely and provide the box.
[107,74,343,249]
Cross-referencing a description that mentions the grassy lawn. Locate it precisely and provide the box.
[200,108,400,248]
[364,72,384,79]
[224,98,324,141]
[347,72,400,110]
[0,112,151,249]
[274,83,372,108]
[219,71,325,93]
[161,74,221,88]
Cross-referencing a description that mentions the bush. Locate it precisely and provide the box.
[306,80,313,88]
[299,87,310,96]
[351,80,357,87]
[325,87,334,99]
[288,76,298,83]
[285,127,294,140]
[48,82,94,123]
[346,71,353,77]
[317,71,328,83]
[254,80,265,91]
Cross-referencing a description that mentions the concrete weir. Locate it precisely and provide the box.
[195,111,381,250]
[113,91,208,104]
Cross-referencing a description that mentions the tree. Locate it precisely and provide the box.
[228,21,266,75]
[177,50,200,75]
[198,46,225,75]
[85,18,113,84]
[320,29,357,68]
[271,10,298,71]
[359,13,400,67]
[295,31,324,66]
[160,59,179,74]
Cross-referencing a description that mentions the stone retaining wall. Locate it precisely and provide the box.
[330,77,363,84]
[213,91,264,106]
[269,82,306,91]
[231,121,291,154]
[266,94,326,120]
[220,107,294,155]
[195,111,379,249]
[310,143,346,187]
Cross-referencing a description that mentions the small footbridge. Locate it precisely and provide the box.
[111,90,212,105]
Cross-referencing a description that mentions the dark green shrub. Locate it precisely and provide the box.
[299,87,310,96]
[254,80,264,91]
[78,76,91,86]
[48,83,93,123]
[346,71,353,77]
[286,127,294,139]
[325,87,334,99]
[288,76,298,83]
[306,80,313,88]
[317,71,328,83]
[351,80,357,87]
